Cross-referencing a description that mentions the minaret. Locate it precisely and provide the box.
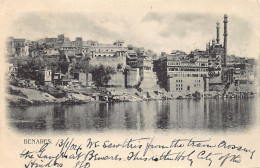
[216,22,220,44]
[223,14,228,67]
[208,42,211,53]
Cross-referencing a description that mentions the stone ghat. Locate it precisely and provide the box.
[7,85,256,107]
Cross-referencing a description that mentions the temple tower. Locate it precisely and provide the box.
[216,22,220,44]
[223,14,228,67]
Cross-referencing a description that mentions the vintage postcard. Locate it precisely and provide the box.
[0,0,259,167]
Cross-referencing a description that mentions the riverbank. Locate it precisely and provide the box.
[7,84,257,107]
[7,85,150,106]
[7,85,99,106]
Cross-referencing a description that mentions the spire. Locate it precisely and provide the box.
[223,14,228,67]
[216,22,220,43]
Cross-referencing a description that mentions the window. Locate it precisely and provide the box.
[176,83,183,91]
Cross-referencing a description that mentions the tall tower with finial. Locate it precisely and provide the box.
[223,14,228,67]
[216,22,220,44]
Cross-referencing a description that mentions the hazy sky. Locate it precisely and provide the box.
[11,11,257,58]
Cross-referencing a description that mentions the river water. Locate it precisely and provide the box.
[8,98,257,133]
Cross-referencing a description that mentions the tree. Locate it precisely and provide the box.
[17,62,33,79]
[69,56,90,76]
[17,57,44,80]
[89,65,116,87]
[58,55,70,74]
[77,56,90,73]
[30,56,45,70]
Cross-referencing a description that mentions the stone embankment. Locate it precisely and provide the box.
[7,85,149,106]
[7,84,256,107]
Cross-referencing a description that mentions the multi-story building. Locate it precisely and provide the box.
[7,37,29,57]
[125,48,158,89]
[168,58,209,92]
[208,55,222,76]
[154,50,187,89]
[75,37,83,55]
[136,56,153,80]
[60,42,76,57]
[158,55,209,92]
[38,68,52,85]
[206,40,223,77]
[89,40,127,57]
[88,40,127,68]
[126,49,138,67]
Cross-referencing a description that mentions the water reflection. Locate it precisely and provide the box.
[8,99,257,133]
[52,106,66,130]
[155,101,170,129]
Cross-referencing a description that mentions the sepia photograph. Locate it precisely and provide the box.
[1,0,259,167]
[6,12,258,133]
